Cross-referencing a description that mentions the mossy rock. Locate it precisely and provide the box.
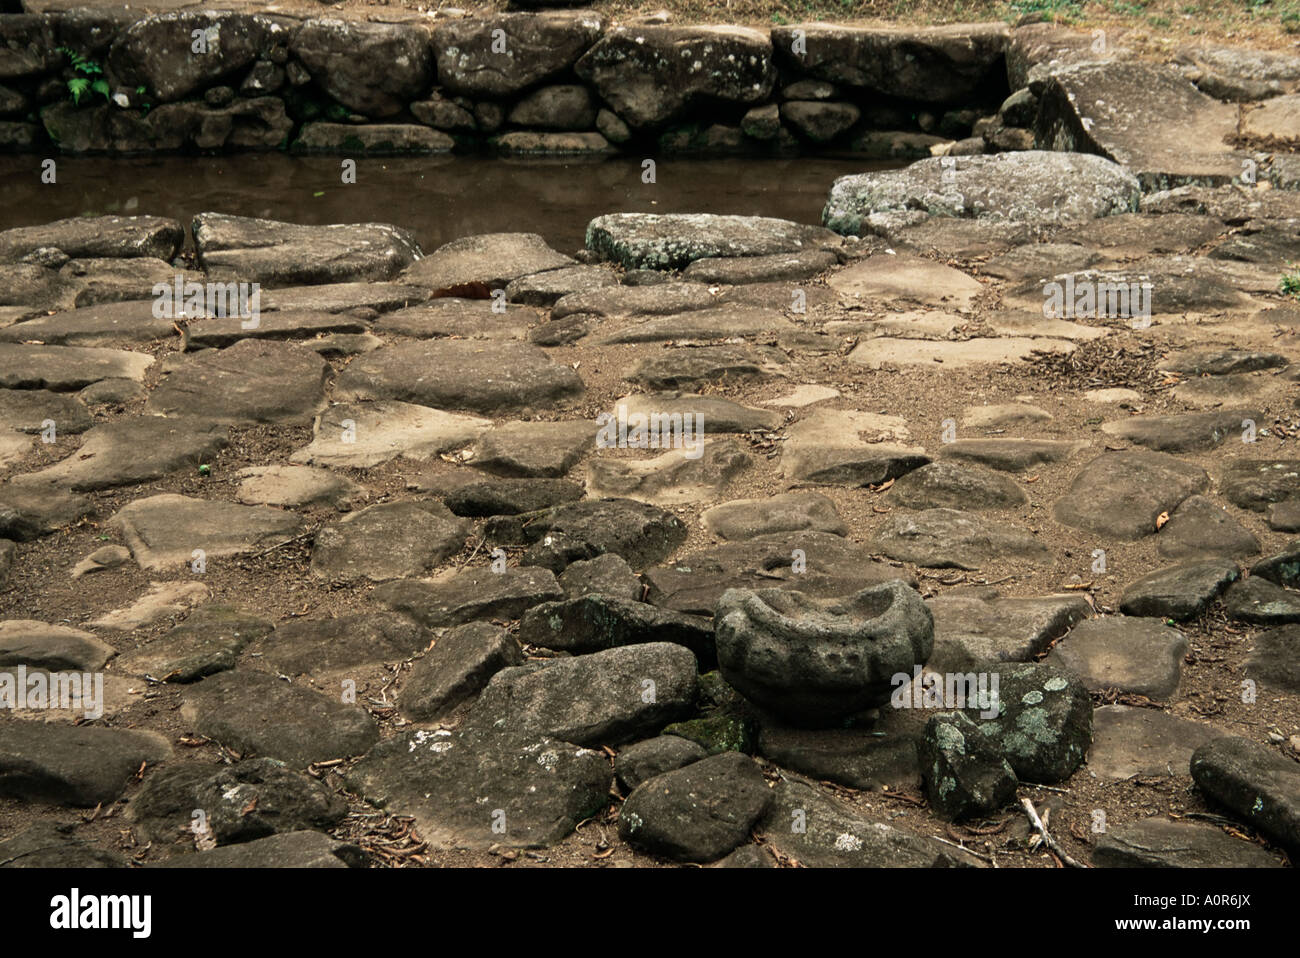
[664,713,755,755]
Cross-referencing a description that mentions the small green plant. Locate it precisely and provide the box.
[1282,267,1300,299]
[57,46,110,104]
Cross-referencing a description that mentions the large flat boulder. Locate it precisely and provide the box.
[772,22,1008,103]
[146,340,329,426]
[334,340,584,414]
[586,213,839,270]
[107,12,282,103]
[0,215,182,264]
[192,213,421,286]
[110,493,304,571]
[575,25,774,128]
[824,152,1141,235]
[15,416,228,491]
[401,232,573,292]
[0,343,152,390]
[433,11,604,98]
[1036,61,1243,190]
[290,19,432,118]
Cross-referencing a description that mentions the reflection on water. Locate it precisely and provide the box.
[0,153,898,254]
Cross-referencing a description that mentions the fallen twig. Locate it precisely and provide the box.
[1021,798,1088,868]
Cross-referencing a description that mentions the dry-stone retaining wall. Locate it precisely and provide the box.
[0,10,1069,158]
[1,9,1292,178]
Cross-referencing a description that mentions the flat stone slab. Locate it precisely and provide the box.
[147,339,329,426]
[249,612,430,681]
[259,282,429,314]
[643,532,915,616]
[1220,459,1300,512]
[1119,558,1241,621]
[492,497,689,573]
[682,249,839,285]
[1094,818,1285,868]
[1224,576,1300,625]
[926,593,1092,672]
[888,460,1028,511]
[128,757,347,849]
[88,580,211,632]
[193,212,421,286]
[375,300,536,341]
[182,670,378,768]
[518,595,713,663]
[586,213,840,270]
[596,306,794,345]
[153,831,363,868]
[0,343,153,390]
[1053,451,1210,540]
[0,300,177,347]
[1246,624,1300,692]
[1047,616,1189,701]
[291,400,490,468]
[1088,705,1224,781]
[374,566,563,628]
[824,151,1140,235]
[0,213,179,263]
[611,393,780,435]
[436,475,584,517]
[1157,495,1261,560]
[619,752,772,863]
[1037,61,1244,190]
[1191,736,1300,852]
[588,439,750,505]
[346,727,610,850]
[780,407,927,485]
[468,642,698,746]
[470,419,595,478]
[400,621,522,721]
[939,438,1089,472]
[310,501,470,582]
[757,777,979,867]
[113,606,273,683]
[110,494,303,573]
[15,416,228,491]
[0,620,115,671]
[757,720,920,792]
[335,340,584,414]
[0,388,92,435]
[870,508,1050,570]
[849,336,1074,368]
[625,345,789,390]
[505,264,619,306]
[235,465,360,510]
[829,253,984,309]
[702,492,847,541]
[0,823,126,868]
[402,232,573,292]
[185,310,368,349]
[1101,409,1263,453]
[553,282,720,320]
[0,721,172,807]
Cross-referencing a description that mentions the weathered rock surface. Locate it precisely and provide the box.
[0,722,172,806]
[182,670,378,767]
[587,213,839,270]
[619,752,772,862]
[1190,736,1300,852]
[346,727,610,850]
[469,642,698,746]
[193,213,421,286]
[824,152,1140,235]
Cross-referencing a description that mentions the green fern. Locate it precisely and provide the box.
[67,76,90,104]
